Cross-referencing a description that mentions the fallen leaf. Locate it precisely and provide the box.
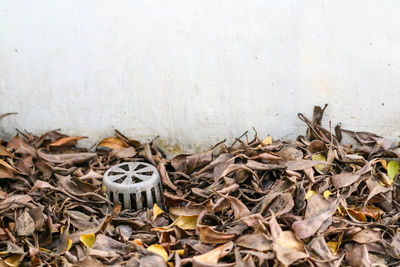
[305,190,317,200]
[257,136,272,148]
[80,233,96,248]
[312,153,327,171]
[331,172,361,189]
[147,244,168,261]
[16,211,35,236]
[170,215,198,230]
[97,137,129,150]
[346,244,371,267]
[326,241,339,255]
[323,190,332,199]
[2,254,25,267]
[286,160,327,171]
[351,229,381,244]
[198,226,236,244]
[236,233,272,251]
[388,160,399,180]
[49,136,86,147]
[153,203,164,221]
[193,241,233,264]
[292,200,339,239]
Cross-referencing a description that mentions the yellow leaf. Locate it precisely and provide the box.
[3,254,24,267]
[174,249,184,256]
[323,190,332,199]
[305,190,317,200]
[380,159,388,170]
[66,238,72,252]
[80,233,96,248]
[258,136,272,148]
[39,247,52,253]
[327,241,339,255]
[60,225,66,234]
[152,203,164,221]
[170,215,198,230]
[388,161,399,180]
[337,205,345,216]
[147,244,168,261]
[312,154,327,171]
[152,215,199,231]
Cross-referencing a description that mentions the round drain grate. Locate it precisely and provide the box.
[103,162,163,210]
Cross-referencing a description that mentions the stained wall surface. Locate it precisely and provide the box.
[1,1,400,154]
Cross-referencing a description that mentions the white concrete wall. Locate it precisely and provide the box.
[1,0,400,154]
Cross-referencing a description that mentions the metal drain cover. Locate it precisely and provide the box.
[103,162,163,210]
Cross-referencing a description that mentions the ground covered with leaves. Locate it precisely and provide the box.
[1,106,400,266]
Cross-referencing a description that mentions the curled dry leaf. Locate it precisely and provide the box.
[49,136,86,147]
[236,233,272,251]
[97,137,129,150]
[286,160,328,171]
[152,203,164,221]
[292,200,339,239]
[193,241,233,265]
[198,226,236,244]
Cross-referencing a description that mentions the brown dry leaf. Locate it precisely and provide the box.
[331,172,361,189]
[352,229,381,244]
[308,235,338,267]
[7,136,36,156]
[193,241,233,264]
[0,159,21,174]
[292,200,339,239]
[172,150,212,174]
[139,143,157,165]
[279,147,303,161]
[286,160,327,171]
[269,212,308,265]
[109,147,136,158]
[308,140,326,153]
[346,208,368,222]
[0,146,14,158]
[219,195,250,220]
[198,226,236,244]
[72,255,105,267]
[169,207,204,220]
[16,211,35,236]
[346,244,371,267]
[219,164,259,181]
[37,149,97,166]
[236,233,272,251]
[276,231,306,252]
[49,136,86,147]
[0,165,13,179]
[97,137,129,150]
[157,160,177,191]
[245,160,285,171]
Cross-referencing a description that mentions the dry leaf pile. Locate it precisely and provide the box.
[1,106,400,266]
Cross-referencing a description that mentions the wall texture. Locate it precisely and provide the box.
[1,1,400,155]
